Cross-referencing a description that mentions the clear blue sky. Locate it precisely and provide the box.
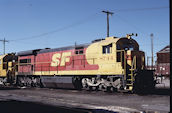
[0,0,169,63]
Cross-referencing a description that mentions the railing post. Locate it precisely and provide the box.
[124,51,126,81]
[41,64,42,75]
[72,56,74,68]
[56,65,58,74]
[49,63,50,74]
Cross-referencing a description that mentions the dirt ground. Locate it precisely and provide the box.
[0,87,170,113]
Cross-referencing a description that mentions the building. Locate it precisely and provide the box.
[155,45,170,77]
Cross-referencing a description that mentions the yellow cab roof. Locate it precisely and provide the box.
[97,36,139,50]
[0,54,7,60]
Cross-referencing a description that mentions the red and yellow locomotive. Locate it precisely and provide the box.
[0,34,155,92]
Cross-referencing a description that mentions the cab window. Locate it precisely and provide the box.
[102,43,112,54]
[122,44,134,50]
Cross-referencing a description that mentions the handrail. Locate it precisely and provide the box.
[131,56,136,70]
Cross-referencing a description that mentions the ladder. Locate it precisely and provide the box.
[126,56,137,91]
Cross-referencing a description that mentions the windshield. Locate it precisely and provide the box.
[116,38,139,51]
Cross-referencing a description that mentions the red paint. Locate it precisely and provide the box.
[126,55,131,60]
[18,55,35,73]
[18,48,99,74]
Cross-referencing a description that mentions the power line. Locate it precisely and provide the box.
[10,13,99,42]
[115,14,148,35]
[115,6,169,12]
[9,6,169,42]
[115,13,165,38]
[104,6,169,37]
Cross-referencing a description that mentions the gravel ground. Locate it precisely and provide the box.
[0,87,170,113]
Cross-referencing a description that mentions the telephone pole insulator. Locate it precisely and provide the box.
[102,10,114,37]
[0,38,9,55]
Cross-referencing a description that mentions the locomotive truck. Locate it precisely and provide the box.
[0,34,155,93]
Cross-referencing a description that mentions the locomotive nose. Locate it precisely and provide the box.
[126,50,145,70]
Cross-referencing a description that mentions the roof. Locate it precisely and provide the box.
[38,43,90,54]
[17,36,139,55]
[157,45,170,54]
[17,49,42,56]
[17,43,90,56]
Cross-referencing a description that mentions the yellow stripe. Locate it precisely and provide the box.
[34,69,124,75]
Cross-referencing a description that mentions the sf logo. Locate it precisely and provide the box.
[51,52,71,66]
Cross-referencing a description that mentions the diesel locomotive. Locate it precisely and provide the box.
[0,34,155,92]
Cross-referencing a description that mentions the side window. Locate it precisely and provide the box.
[75,49,84,55]
[117,52,121,62]
[75,51,79,54]
[27,59,31,63]
[19,59,27,63]
[19,59,31,65]
[79,50,83,54]
[102,43,112,54]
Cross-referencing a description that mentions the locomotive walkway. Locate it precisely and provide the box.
[0,87,170,113]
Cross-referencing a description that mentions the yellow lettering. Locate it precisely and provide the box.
[51,53,61,66]
[51,52,71,67]
[60,52,71,66]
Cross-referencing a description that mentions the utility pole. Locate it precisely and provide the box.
[147,56,151,69]
[150,33,154,70]
[147,56,149,67]
[0,38,9,54]
[102,10,113,37]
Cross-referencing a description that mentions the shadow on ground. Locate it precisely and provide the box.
[150,88,170,95]
[0,85,170,96]
[136,88,170,96]
[0,86,20,90]
[0,100,120,113]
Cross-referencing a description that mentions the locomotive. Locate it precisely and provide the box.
[0,34,155,93]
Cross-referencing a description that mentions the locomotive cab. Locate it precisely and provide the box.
[115,36,146,91]
[98,35,154,92]
[116,36,145,70]
[114,36,154,92]
[85,35,153,92]
[0,54,17,85]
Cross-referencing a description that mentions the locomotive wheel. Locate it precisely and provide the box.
[88,86,99,91]
[95,86,99,91]
[88,86,93,91]
[106,86,114,92]
[101,85,107,92]
[16,77,24,87]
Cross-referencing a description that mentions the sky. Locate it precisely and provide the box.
[0,0,169,64]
